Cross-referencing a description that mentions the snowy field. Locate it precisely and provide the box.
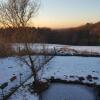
[0,56,51,99]
[8,77,39,100]
[1,44,100,100]
[9,56,100,100]
[39,56,100,85]
[12,43,100,56]
[69,46,100,53]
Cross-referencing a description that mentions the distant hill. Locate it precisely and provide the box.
[50,22,100,45]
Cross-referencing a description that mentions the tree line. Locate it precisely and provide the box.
[0,22,100,45]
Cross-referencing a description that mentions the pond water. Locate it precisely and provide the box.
[41,83,96,100]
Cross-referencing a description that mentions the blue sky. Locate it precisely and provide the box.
[33,0,100,28]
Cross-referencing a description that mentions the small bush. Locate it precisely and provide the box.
[32,81,49,93]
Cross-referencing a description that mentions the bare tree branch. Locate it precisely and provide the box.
[0,0,40,28]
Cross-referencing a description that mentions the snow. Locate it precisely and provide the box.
[0,57,31,99]
[12,43,100,56]
[0,57,31,84]
[39,56,100,85]
[8,77,39,100]
[69,46,100,53]
[0,55,51,99]
[9,56,100,100]
[1,44,100,100]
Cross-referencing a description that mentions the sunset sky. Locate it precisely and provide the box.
[33,0,100,28]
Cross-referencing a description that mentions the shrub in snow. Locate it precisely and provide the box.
[32,80,49,94]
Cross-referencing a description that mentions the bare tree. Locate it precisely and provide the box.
[16,31,42,81]
[17,35,49,80]
[19,43,39,82]
[0,0,40,27]
[0,0,50,92]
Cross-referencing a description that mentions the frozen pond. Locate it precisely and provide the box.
[41,83,96,100]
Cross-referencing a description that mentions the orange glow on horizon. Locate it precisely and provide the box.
[32,19,89,29]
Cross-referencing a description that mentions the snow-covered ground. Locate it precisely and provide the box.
[8,56,100,100]
[0,55,51,99]
[69,46,100,53]
[56,45,100,55]
[1,44,100,100]
[0,57,30,84]
[0,57,31,99]
[12,43,100,56]
[39,56,100,85]
[8,77,39,100]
